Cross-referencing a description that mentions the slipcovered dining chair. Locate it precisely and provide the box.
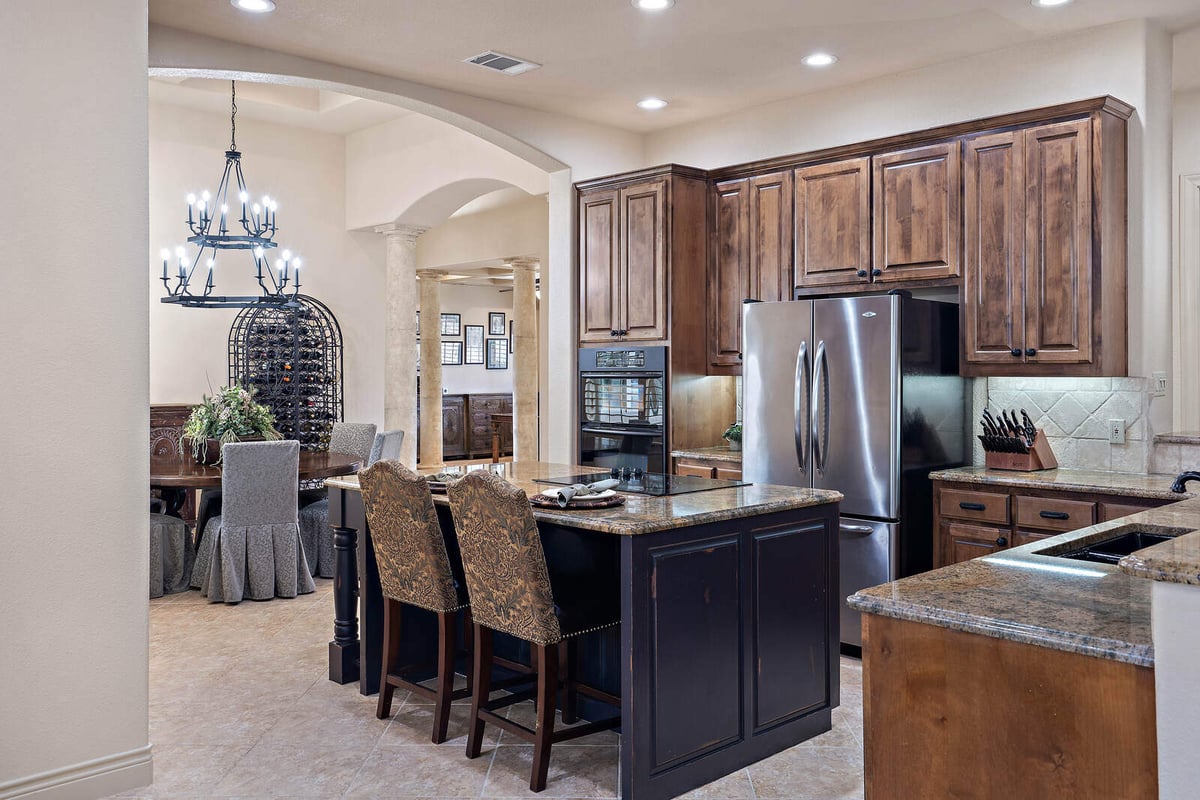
[359,459,470,741]
[149,512,194,598]
[191,440,314,603]
[446,470,621,793]
[298,424,394,579]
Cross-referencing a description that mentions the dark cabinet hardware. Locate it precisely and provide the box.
[1026,348,1038,357]
[995,536,1008,547]
[871,268,882,277]
[856,270,868,278]
[1039,510,1070,520]
[1010,348,1022,357]
[959,502,987,511]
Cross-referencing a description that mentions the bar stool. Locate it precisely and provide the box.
[359,460,471,742]
[446,470,620,793]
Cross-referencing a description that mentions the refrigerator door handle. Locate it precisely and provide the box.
[840,523,875,535]
[812,340,830,473]
[794,341,810,474]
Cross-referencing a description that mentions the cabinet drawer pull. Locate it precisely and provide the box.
[959,502,987,511]
[1040,510,1070,520]
[995,536,1008,547]
[1010,348,1022,357]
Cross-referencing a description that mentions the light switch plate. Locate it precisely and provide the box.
[1153,372,1169,397]
[1108,419,1126,444]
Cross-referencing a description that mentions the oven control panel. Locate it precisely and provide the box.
[596,350,645,368]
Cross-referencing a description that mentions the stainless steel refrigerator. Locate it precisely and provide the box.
[743,294,967,648]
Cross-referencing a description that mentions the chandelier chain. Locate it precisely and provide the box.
[230,80,237,151]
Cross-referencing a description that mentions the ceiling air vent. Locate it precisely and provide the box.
[463,50,541,76]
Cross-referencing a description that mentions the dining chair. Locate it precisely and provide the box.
[359,459,471,741]
[446,470,621,793]
[149,512,194,598]
[192,440,315,603]
[298,423,388,579]
[368,429,405,465]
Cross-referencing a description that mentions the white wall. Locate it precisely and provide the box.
[150,102,386,427]
[646,20,1174,440]
[1172,86,1200,430]
[425,284,515,395]
[0,1,152,798]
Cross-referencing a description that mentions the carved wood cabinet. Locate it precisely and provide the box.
[793,157,870,290]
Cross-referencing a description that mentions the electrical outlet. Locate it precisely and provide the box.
[1108,419,1126,444]
[1153,371,1169,397]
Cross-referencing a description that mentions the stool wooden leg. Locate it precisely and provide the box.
[466,624,493,759]
[432,610,456,744]
[463,608,474,689]
[561,637,579,725]
[531,641,560,792]
[376,599,401,720]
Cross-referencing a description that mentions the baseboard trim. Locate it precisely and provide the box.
[0,745,153,800]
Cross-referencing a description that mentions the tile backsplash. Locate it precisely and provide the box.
[984,377,1150,473]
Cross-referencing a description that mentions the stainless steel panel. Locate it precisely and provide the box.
[812,296,901,519]
[839,517,897,648]
[743,301,813,488]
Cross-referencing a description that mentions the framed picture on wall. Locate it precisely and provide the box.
[487,338,508,370]
[509,320,514,353]
[489,312,506,336]
[441,340,463,366]
[464,325,484,364]
[440,313,461,337]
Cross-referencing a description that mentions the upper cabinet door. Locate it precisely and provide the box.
[1024,119,1092,365]
[794,158,871,288]
[620,180,668,342]
[872,142,962,282]
[749,171,795,303]
[709,178,750,370]
[963,131,1026,367]
[578,188,620,343]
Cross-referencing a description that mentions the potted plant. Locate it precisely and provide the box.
[181,384,282,464]
[723,421,742,452]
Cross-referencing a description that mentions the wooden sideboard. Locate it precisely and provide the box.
[416,393,513,462]
[150,404,196,524]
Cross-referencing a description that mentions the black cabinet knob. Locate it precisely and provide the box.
[610,330,617,337]
[995,537,1008,547]
[737,352,743,361]
[856,270,868,278]
[871,268,882,277]
[1026,348,1038,357]
[1010,348,1022,357]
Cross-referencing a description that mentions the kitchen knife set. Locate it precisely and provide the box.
[979,408,1038,454]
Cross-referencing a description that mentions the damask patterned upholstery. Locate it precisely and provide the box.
[359,460,465,613]
[446,470,563,645]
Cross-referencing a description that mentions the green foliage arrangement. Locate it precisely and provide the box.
[722,422,742,443]
[181,384,282,462]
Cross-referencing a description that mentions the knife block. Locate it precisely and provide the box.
[984,430,1058,472]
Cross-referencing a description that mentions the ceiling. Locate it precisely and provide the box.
[150,77,410,134]
[151,0,1200,133]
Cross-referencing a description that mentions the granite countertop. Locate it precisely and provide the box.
[327,461,839,536]
[1155,431,1200,445]
[671,445,743,464]
[849,498,1200,667]
[930,466,1191,501]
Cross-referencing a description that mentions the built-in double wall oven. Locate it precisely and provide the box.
[579,346,667,475]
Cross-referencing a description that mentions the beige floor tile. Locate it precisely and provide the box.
[676,768,755,799]
[211,743,367,797]
[500,701,620,746]
[256,701,391,750]
[749,744,865,800]
[382,701,501,747]
[115,744,251,797]
[344,744,493,798]
[483,744,618,798]
[149,702,287,748]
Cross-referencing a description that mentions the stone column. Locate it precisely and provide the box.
[510,258,540,461]
[375,223,427,467]
[418,270,445,468]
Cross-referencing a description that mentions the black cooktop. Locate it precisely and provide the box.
[535,471,750,497]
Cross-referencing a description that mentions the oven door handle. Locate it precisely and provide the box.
[580,372,665,380]
[581,426,664,437]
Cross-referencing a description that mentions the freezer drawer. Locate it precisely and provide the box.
[839,517,896,648]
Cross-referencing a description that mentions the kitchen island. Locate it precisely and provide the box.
[846,492,1200,799]
[325,461,841,800]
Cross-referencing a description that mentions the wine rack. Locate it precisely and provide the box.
[228,294,343,451]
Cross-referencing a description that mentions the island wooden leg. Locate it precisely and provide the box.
[328,523,360,684]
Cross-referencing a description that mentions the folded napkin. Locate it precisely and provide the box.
[552,478,620,508]
[425,471,464,484]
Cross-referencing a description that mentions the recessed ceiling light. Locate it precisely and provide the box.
[632,0,675,10]
[637,97,669,110]
[802,53,838,68]
[1031,0,1072,6]
[231,0,276,12]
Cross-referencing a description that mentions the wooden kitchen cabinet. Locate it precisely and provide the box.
[579,189,620,343]
[672,452,743,481]
[872,141,961,283]
[962,105,1128,377]
[708,171,793,374]
[934,478,1171,568]
[793,158,870,289]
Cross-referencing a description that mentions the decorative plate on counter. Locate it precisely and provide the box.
[530,490,626,510]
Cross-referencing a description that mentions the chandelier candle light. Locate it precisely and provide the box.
[160,81,305,308]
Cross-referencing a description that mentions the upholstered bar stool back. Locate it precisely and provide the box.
[447,470,619,793]
[360,460,470,740]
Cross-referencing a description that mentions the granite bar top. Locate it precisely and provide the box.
[1154,431,1200,445]
[670,446,743,464]
[327,461,839,536]
[850,498,1200,668]
[930,466,1191,501]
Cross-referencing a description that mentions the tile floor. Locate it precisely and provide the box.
[114,581,865,799]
